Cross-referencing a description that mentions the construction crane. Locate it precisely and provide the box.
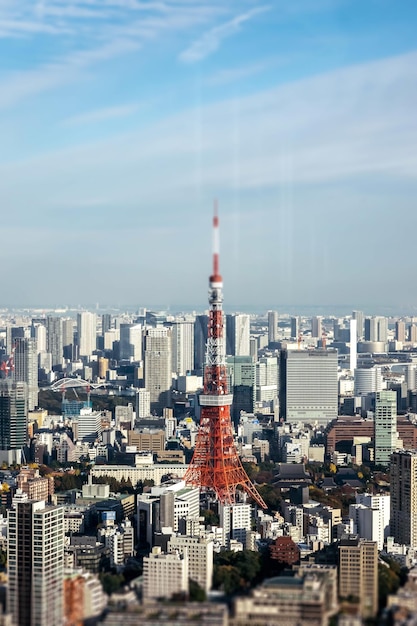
[0,343,15,378]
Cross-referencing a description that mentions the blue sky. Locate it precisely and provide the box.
[1,0,417,313]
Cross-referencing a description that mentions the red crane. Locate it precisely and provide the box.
[184,207,266,508]
[0,343,15,378]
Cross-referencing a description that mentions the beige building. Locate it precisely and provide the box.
[338,534,378,619]
[143,546,188,602]
[17,466,54,502]
[168,534,213,594]
[128,428,165,452]
[390,449,417,548]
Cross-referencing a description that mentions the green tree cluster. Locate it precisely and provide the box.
[213,550,262,596]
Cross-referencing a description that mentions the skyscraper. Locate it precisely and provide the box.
[144,327,172,414]
[364,316,388,343]
[281,349,338,425]
[374,390,398,466]
[194,314,208,373]
[119,323,142,362]
[311,316,322,339]
[8,498,65,626]
[290,316,300,340]
[267,311,278,344]
[226,313,250,356]
[352,310,364,340]
[46,316,63,368]
[338,535,378,619]
[0,380,27,465]
[390,450,417,549]
[171,321,194,375]
[77,312,97,358]
[13,337,38,411]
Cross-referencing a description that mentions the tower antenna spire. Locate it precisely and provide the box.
[212,199,220,280]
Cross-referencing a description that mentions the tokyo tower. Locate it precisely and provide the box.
[184,208,267,509]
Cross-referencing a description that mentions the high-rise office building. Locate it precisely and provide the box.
[311,316,322,339]
[136,389,151,418]
[338,535,378,619]
[46,316,63,368]
[390,450,417,548]
[374,390,398,466]
[171,321,194,375]
[256,356,278,403]
[226,314,250,357]
[33,323,46,355]
[62,319,75,360]
[102,313,112,335]
[0,380,27,465]
[13,337,38,411]
[8,498,65,626]
[290,316,300,340]
[6,326,27,355]
[144,327,172,414]
[280,349,338,425]
[119,323,142,362]
[77,312,97,358]
[352,310,364,340]
[395,320,406,342]
[194,314,208,372]
[267,311,278,344]
[226,356,256,423]
[364,316,388,343]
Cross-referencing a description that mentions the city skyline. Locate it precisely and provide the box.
[1,2,417,307]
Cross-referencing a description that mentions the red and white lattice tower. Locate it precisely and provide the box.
[184,207,266,508]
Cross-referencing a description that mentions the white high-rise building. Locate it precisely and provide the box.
[256,356,278,403]
[219,503,252,549]
[8,499,64,626]
[34,323,47,355]
[143,546,188,602]
[136,389,151,418]
[171,321,194,375]
[283,349,338,425]
[168,534,214,593]
[72,408,102,443]
[77,312,97,358]
[349,493,390,550]
[374,390,398,466]
[119,323,142,362]
[268,311,278,344]
[144,327,172,413]
[104,328,120,351]
[226,314,250,356]
[352,310,364,340]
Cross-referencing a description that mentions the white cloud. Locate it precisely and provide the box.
[179,5,270,63]
[64,103,141,125]
[1,50,416,209]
